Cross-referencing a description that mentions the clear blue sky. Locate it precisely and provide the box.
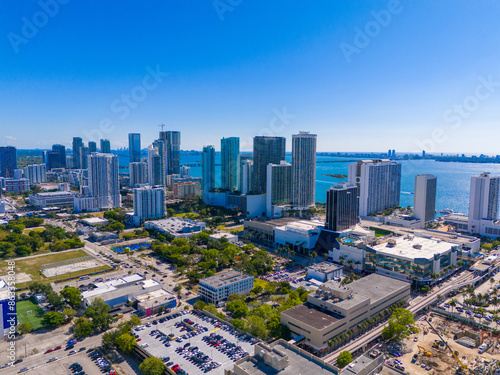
[1,1,500,153]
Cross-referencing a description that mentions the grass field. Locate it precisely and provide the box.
[0,249,112,288]
[17,300,45,330]
[253,278,269,289]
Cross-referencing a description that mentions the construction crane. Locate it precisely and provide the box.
[425,319,468,372]
[417,345,432,356]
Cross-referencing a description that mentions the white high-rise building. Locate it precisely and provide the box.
[240,159,253,194]
[133,186,165,225]
[291,131,317,208]
[348,159,401,217]
[129,162,148,187]
[414,174,437,228]
[24,164,47,184]
[88,153,121,210]
[180,165,191,178]
[468,173,500,234]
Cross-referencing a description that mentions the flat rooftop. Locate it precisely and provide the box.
[349,274,410,304]
[200,270,252,289]
[31,191,73,197]
[371,235,457,261]
[245,217,299,228]
[281,303,339,331]
[235,342,337,375]
[361,220,479,246]
[308,262,342,274]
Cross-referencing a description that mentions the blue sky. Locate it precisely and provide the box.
[1,0,500,153]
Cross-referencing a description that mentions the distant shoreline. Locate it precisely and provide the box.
[321,174,348,179]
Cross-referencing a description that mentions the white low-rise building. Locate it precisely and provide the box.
[209,232,239,244]
[82,274,162,308]
[307,262,343,282]
[29,191,75,208]
[198,270,254,307]
[144,217,206,238]
[273,219,323,253]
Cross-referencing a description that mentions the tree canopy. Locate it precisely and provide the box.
[382,308,417,341]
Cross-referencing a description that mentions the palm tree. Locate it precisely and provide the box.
[449,298,457,314]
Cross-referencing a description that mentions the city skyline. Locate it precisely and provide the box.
[2,2,500,153]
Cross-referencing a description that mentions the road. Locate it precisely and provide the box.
[323,270,481,364]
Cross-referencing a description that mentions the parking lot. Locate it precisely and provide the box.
[134,310,258,375]
[2,349,108,375]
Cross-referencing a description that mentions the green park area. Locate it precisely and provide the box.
[17,300,45,330]
[0,249,111,288]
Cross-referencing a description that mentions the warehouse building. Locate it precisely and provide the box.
[81,274,162,308]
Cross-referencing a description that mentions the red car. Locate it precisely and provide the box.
[171,365,180,372]
[53,346,62,351]
[136,338,142,342]
[44,349,53,354]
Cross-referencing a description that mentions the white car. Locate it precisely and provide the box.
[141,343,149,348]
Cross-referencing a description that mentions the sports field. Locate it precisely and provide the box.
[17,300,45,330]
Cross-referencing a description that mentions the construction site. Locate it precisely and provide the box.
[395,311,499,375]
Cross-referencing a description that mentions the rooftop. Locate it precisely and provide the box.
[348,274,410,304]
[233,341,337,375]
[134,289,175,308]
[199,270,253,289]
[308,262,342,274]
[371,235,458,261]
[281,303,339,331]
[32,191,73,196]
[145,217,205,234]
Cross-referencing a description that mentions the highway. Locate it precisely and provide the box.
[323,270,481,364]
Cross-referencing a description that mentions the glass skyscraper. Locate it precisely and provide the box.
[100,139,111,153]
[0,146,17,178]
[72,137,83,169]
[221,137,240,191]
[202,145,215,203]
[160,131,181,175]
[252,136,285,194]
[128,133,141,163]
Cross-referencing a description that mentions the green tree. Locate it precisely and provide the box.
[337,351,353,368]
[139,357,165,375]
[193,300,206,311]
[17,322,33,335]
[382,308,417,342]
[60,286,83,309]
[130,314,141,327]
[42,311,65,328]
[247,315,268,339]
[102,330,119,349]
[115,333,137,353]
[62,308,77,321]
[84,298,116,331]
[74,317,93,338]
[226,299,248,318]
[231,318,248,331]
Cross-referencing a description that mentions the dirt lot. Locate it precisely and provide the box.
[395,313,499,375]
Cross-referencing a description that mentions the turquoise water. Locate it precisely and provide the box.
[118,153,500,215]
